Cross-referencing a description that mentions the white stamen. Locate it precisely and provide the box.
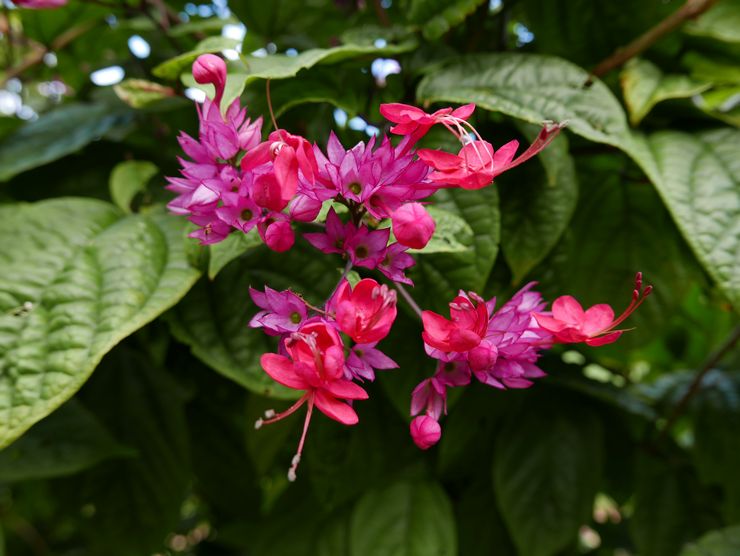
[254,418,263,429]
[264,409,276,418]
[287,468,297,482]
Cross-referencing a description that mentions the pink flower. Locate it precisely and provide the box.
[249,286,307,336]
[304,208,348,255]
[193,54,227,102]
[392,203,436,250]
[380,103,475,141]
[345,225,390,269]
[533,273,652,347]
[378,242,415,285]
[417,122,565,190]
[410,415,441,450]
[422,292,488,353]
[12,0,66,8]
[332,279,397,344]
[258,321,368,481]
[344,343,398,381]
[259,218,294,252]
[410,377,446,420]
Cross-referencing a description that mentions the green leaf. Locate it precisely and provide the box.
[414,187,500,308]
[685,0,740,43]
[694,85,740,127]
[167,244,339,398]
[113,79,180,110]
[152,36,242,80]
[680,525,740,556]
[208,230,263,279]
[493,402,603,556]
[635,129,740,311]
[0,103,131,182]
[620,58,711,125]
[108,160,158,213]
[0,199,201,448]
[0,400,130,482]
[499,126,578,282]
[405,0,488,40]
[417,53,633,151]
[410,205,473,254]
[73,348,191,556]
[350,480,457,556]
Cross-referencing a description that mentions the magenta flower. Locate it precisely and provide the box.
[410,377,446,421]
[533,272,652,347]
[12,0,67,8]
[378,242,415,285]
[193,53,227,103]
[345,225,390,269]
[249,287,308,336]
[304,208,348,255]
[259,218,295,253]
[422,292,489,353]
[332,279,397,344]
[344,343,398,381]
[258,321,368,481]
[380,102,475,141]
[392,202,436,249]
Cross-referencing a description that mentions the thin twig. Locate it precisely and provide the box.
[395,282,422,319]
[589,0,718,79]
[655,324,740,444]
[371,0,390,27]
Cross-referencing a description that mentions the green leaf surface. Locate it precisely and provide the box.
[410,205,473,254]
[499,127,578,282]
[685,0,740,43]
[405,0,488,40]
[680,525,740,556]
[208,230,263,279]
[113,79,180,110]
[493,402,603,556]
[167,245,339,398]
[0,400,130,482]
[0,199,201,448]
[417,53,633,151]
[0,103,131,182]
[108,160,158,213]
[621,58,711,125]
[350,480,457,556]
[635,129,740,311]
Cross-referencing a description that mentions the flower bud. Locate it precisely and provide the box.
[262,220,294,252]
[192,54,226,100]
[410,415,441,450]
[392,203,435,250]
[288,195,322,223]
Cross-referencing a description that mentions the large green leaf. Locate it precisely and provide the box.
[492,401,603,556]
[620,58,711,125]
[0,199,201,448]
[208,229,262,279]
[680,525,740,556]
[350,480,457,556]
[108,160,158,213]
[0,400,130,482]
[167,243,340,398]
[499,127,578,282]
[410,205,473,255]
[417,53,634,151]
[685,0,740,43]
[0,103,131,182]
[635,129,740,311]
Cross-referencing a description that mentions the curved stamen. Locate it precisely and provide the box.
[288,395,315,482]
[256,393,309,428]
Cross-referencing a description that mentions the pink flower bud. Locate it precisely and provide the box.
[392,203,435,250]
[288,195,322,223]
[468,341,498,373]
[262,220,294,252]
[13,0,67,8]
[192,54,227,101]
[410,415,441,450]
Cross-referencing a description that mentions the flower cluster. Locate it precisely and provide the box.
[250,279,398,481]
[168,54,652,479]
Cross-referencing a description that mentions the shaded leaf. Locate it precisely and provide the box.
[113,79,180,110]
[108,160,158,213]
[410,205,473,255]
[405,0,488,40]
[685,0,740,43]
[680,525,740,556]
[208,230,262,279]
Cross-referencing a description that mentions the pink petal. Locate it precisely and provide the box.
[532,313,567,333]
[260,353,307,390]
[314,391,359,425]
[582,304,615,336]
[323,379,368,400]
[416,149,461,171]
[585,331,622,347]
[551,295,585,325]
[492,140,519,172]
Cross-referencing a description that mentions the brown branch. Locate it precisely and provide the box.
[0,19,99,87]
[655,324,740,444]
[371,0,390,27]
[589,0,718,79]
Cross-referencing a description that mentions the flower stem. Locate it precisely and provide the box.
[395,283,423,320]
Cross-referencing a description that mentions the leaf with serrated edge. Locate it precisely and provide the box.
[0,199,201,448]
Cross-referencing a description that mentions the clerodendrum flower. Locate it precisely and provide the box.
[258,321,368,481]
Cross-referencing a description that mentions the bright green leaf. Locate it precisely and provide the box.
[108,160,158,213]
[208,230,263,279]
[0,199,201,448]
[621,58,711,125]
[685,0,740,43]
[350,480,457,556]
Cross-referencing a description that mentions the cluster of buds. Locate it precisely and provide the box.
[168,54,652,479]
